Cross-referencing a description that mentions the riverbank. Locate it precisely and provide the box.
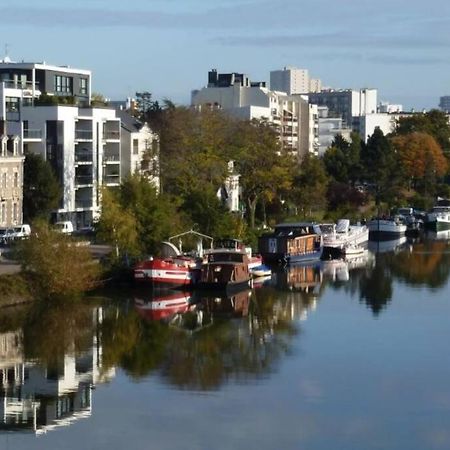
[0,244,113,308]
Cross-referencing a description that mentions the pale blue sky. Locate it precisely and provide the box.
[2,0,449,109]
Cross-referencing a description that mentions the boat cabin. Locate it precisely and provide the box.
[258,222,323,264]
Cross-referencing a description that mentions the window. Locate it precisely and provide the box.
[1,203,6,224]
[80,78,88,95]
[2,172,6,189]
[13,172,18,188]
[133,139,139,155]
[13,203,17,222]
[54,75,72,94]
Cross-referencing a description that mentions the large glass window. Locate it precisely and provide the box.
[54,75,73,94]
[80,78,88,95]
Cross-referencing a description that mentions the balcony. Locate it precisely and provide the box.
[23,129,42,140]
[75,152,93,163]
[103,155,120,163]
[1,80,38,90]
[75,130,93,141]
[103,130,120,140]
[104,174,120,185]
[75,175,93,187]
[75,200,93,209]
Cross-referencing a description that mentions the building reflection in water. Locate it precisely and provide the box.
[0,308,115,435]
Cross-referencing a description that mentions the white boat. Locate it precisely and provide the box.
[425,206,450,231]
[342,244,366,257]
[322,219,369,253]
[250,264,272,278]
[368,236,408,253]
[368,218,407,240]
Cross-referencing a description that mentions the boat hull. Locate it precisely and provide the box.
[134,257,198,287]
[368,220,406,240]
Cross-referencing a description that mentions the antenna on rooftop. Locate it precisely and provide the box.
[3,43,11,63]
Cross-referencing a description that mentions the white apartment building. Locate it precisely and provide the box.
[308,88,378,129]
[270,67,322,95]
[0,59,123,229]
[192,70,318,157]
[317,106,352,156]
[0,308,115,435]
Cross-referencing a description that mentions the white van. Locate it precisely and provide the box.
[11,224,31,240]
[55,221,74,234]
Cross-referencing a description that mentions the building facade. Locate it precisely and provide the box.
[308,88,378,129]
[270,67,322,95]
[192,70,318,158]
[117,110,160,190]
[0,59,122,229]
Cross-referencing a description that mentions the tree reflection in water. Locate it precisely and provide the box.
[95,284,310,390]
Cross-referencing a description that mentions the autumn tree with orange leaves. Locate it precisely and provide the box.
[391,132,448,191]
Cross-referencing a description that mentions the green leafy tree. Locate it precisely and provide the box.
[234,120,293,228]
[96,188,139,259]
[290,154,329,218]
[23,154,61,223]
[17,221,99,297]
[361,127,403,208]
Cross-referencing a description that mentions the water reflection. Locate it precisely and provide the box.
[0,304,114,435]
[1,237,449,438]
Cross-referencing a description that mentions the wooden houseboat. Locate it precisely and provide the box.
[258,222,323,264]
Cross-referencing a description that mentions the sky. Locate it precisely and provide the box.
[1,0,450,110]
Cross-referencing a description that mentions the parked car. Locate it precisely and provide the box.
[54,221,74,234]
[10,224,31,240]
[0,228,15,245]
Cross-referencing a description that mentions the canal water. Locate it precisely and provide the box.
[1,236,449,450]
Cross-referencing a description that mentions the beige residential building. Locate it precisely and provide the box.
[0,127,24,227]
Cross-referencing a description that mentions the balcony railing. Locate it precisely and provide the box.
[75,130,93,140]
[1,80,38,90]
[75,200,93,209]
[104,174,120,184]
[103,155,120,162]
[23,129,42,139]
[75,176,93,186]
[75,152,93,162]
[103,131,120,140]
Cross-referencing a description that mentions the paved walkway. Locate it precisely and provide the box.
[0,244,112,276]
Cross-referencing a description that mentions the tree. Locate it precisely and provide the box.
[23,153,61,223]
[17,221,99,297]
[391,132,447,191]
[290,154,329,218]
[395,109,450,156]
[233,120,293,228]
[96,188,139,259]
[361,127,403,208]
[323,133,362,185]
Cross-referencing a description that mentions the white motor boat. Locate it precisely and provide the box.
[368,217,407,240]
[322,219,369,254]
[425,206,450,231]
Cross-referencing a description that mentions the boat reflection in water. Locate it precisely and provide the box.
[322,250,373,282]
[0,308,115,435]
[135,290,194,322]
[425,229,450,241]
[368,236,408,254]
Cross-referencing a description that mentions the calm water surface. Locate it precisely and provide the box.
[1,236,449,450]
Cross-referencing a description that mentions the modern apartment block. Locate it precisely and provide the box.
[0,59,91,105]
[192,69,318,157]
[0,58,122,228]
[270,67,322,95]
[317,106,352,156]
[308,88,378,129]
[439,96,450,112]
